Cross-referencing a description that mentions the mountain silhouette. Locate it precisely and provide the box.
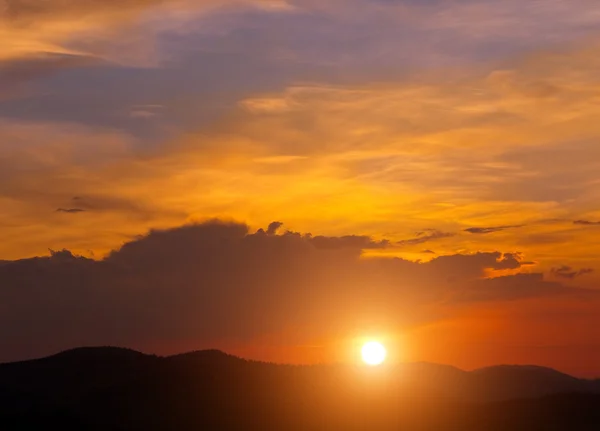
[1,347,599,430]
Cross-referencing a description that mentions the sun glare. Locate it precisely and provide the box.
[361,341,387,366]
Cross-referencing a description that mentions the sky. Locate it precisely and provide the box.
[1,0,600,377]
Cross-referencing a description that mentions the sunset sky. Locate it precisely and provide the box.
[1,0,600,377]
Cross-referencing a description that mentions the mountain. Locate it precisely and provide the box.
[1,348,599,430]
[395,362,600,401]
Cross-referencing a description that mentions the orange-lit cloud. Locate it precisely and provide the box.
[1,0,600,374]
[0,0,291,72]
[3,41,600,271]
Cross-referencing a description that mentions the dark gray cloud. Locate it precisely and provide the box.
[266,221,283,235]
[574,220,600,226]
[0,220,582,363]
[56,208,86,214]
[551,266,594,280]
[256,224,390,249]
[307,234,389,250]
[67,195,150,214]
[397,230,455,246]
[465,225,524,234]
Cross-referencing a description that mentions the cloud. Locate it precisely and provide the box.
[266,221,283,235]
[0,0,162,62]
[456,273,570,302]
[1,0,600,283]
[257,223,389,249]
[0,52,96,90]
[307,234,389,250]
[0,220,585,362]
[2,0,162,19]
[464,225,524,234]
[0,0,599,373]
[2,0,285,20]
[397,230,455,246]
[56,208,86,214]
[574,220,600,226]
[0,0,289,74]
[551,266,594,280]
[420,251,524,281]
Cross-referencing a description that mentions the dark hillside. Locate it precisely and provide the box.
[1,348,599,430]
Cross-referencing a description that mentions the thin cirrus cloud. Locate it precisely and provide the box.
[3,0,600,130]
[551,266,594,280]
[3,40,600,262]
[56,208,86,214]
[574,220,600,226]
[397,230,455,246]
[464,225,525,234]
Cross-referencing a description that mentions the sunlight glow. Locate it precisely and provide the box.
[361,341,387,366]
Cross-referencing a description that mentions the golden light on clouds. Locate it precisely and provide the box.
[2,41,600,267]
[1,0,600,375]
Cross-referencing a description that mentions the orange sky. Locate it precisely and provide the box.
[1,0,600,377]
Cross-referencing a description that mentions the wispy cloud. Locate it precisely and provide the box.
[551,266,594,280]
[465,225,524,234]
[574,220,600,226]
[0,0,599,277]
[397,230,455,246]
[56,208,86,214]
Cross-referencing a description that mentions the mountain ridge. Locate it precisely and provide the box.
[2,346,595,379]
[1,346,600,430]
[1,346,599,400]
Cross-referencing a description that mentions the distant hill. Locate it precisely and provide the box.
[396,362,599,401]
[1,347,599,430]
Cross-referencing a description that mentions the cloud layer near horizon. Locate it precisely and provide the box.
[1,221,599,375]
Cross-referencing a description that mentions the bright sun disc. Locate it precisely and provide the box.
[361,341,387,366]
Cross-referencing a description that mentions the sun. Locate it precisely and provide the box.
[361,341,387,366]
